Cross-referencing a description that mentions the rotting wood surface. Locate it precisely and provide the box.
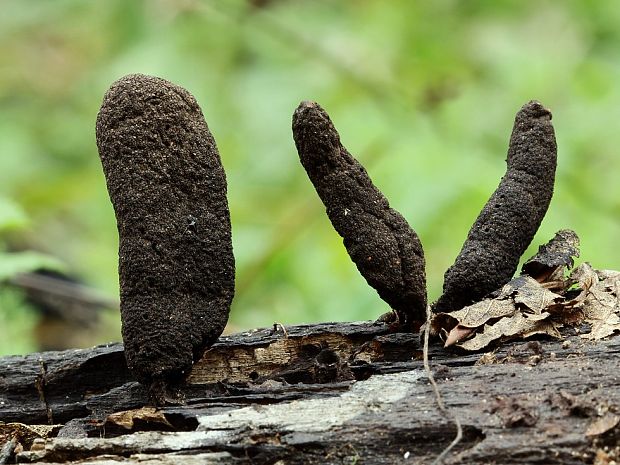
[1,321,619,464]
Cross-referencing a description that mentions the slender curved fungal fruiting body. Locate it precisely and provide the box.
[96,74,235,396]
[292,101,427,328]
[434,100,557,313]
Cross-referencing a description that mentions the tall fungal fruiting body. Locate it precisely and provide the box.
[95,74,235,397]
[292,101,427,328]
[434,100,557,313]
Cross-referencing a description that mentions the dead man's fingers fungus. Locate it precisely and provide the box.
[95,74,235,399]
[434,100,557,313]
[292,101,427,328]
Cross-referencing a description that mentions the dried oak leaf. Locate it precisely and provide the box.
[581,298,620,340]
[439,275,563,350]
[448,298,517,328]
[105,407,173,431]
[0,423,60,449]
[501,275,563,314]
[458,311,556,351]
[442,299,516,347]
[569,262,598,298]
[565,263,620,340]
[586,414,620,438]
[552,262,598,322]
[433,230,585,350]
[522,229,580,282]
[597,269,620,290]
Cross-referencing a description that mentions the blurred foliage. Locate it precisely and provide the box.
[0,287,39,354]
[0,198,64,353]
[1,0,619,354]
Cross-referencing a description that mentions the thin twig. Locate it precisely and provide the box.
[10,272,119,309]
[423,306,463,464]
[272,322,289,338]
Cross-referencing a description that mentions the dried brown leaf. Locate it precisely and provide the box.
[442,298,516,328]
[582,311,620,340]
[571,262,599,293]
[105,407,173,431]
[585,414,620,437]
[458,312,554,351]
[502,276,563,314]
[596,269,620,290]
[0,423,60,449]
[444,325,476,347]
[589,287,618,310]
[435,276,565,350]
[432,258,620,348]
[579,278,620,340]
[522,229,580,282]
[429,312,458,338]
[521,320,561,339]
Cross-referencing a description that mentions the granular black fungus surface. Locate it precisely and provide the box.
[292,101,427,328]
[434,101,557,313]
[95,74,235,394]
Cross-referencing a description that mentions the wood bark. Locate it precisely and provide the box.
[1,321,619,464]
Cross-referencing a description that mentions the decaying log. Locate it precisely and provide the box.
[1,321,619,464]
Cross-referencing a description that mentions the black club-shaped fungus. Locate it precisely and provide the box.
[292,101,427,328]
[434,100,557,313]
[95,74,235,397]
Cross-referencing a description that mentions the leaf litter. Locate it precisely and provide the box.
[105,407,173,431]
[432,230,620,350]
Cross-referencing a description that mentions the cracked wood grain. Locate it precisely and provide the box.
[1,322,619,464]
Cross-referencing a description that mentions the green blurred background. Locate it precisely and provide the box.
[1,0,619,355]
